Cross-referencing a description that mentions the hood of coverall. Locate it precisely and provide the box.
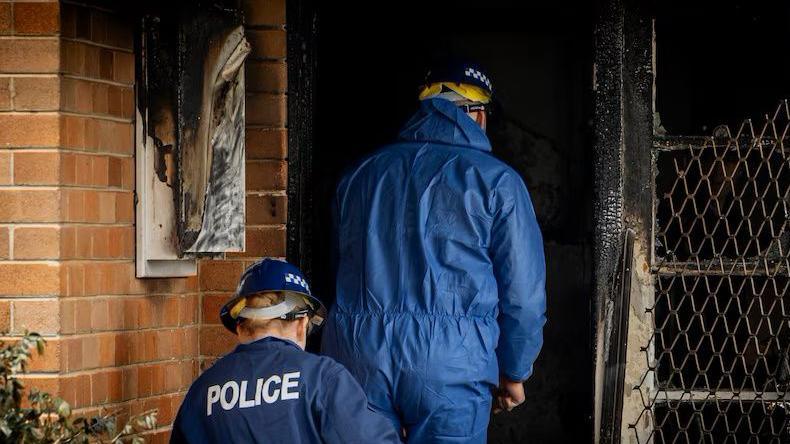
[397,98,492,152]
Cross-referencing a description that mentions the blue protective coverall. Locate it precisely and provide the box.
[321,98,546,443]
[170,336,400,444]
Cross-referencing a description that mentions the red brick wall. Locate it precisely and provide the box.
[0,0,287,441]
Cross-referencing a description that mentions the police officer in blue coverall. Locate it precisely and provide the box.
[321,62,547,443]
[171,259,400,444]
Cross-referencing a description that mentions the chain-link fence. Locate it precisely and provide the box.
[629,102,790,443]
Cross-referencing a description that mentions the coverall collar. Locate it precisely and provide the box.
[234,335,302,353]
[397,98,492,152]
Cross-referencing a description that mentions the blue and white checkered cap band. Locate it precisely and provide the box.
[285,272,310,293]
[464,68,492,91]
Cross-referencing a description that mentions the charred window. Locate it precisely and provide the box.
[135,2,249,277]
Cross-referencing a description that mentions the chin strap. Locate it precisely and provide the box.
[460,103,486,113]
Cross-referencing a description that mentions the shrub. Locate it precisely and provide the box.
[0,332,157,443]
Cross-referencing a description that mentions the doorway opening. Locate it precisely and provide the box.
[298,3,596,442]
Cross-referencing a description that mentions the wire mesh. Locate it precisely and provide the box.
[630,101,790,443]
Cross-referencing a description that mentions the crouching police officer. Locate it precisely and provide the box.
[171,259,401,444]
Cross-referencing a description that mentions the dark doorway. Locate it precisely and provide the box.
[301,3,596,442]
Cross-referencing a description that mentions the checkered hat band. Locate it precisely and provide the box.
[284,272,310,293]
[464,68,492,91]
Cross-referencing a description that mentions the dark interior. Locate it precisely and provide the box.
[308,3,595,442]
[655,0,790,136]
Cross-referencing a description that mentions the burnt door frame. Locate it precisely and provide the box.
[286,0,318,277]
[592,0,654,442]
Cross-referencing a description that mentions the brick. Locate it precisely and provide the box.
[121,88,134,119]
[91,371,108,404]
[0,300,9,332]
[200,325,236,357]
[74,300,90,332]
[107,84,122,117]
[92,82,109,115]
[0,189,61,222]
[60,115,85,149]
[92,155,109,186]
[246,61,286,93]
[246,93,286,126]
[178,295,199,326]
[91,227,110,258]
[246,128,287,160]
[0,3,10,35]
[13,2,60,35]
[121,158,134,190]
[0,78,10,110]
[97,48,112,80]
[98,332,114,366]
[201,293,233,325]
[60,116,133,154]
[108,156,122,187]
[113,51,134,85]
[90,298,108,331]
[28,337,61,372]
[63,190,83,222]
[13,298,60,334]
[74,79,92,114]
[74,4,90,39]
[247,194,287,224]
[231,226,286,258]
[162,296,179,326]
[106,17,133,51]
[60,263,85,298]
[74,226,91,258]
[0,263,59,296]
[74,374,90,407]
[199,260,245,291]
[82,335,100,369]
[122,366,138,401]
[13,151,60,185]
[107,298,123,329]
[13,226,60,259]
[0,114,60,148]
[60,40,84,76]
[60,3,76,38]
[0,227,8,260]
[243,0,286,26]
[60,299,75,334]
[90,10,108,46]
[107,369,122,402]
[75,154,92,186]
[247,29,286,59]
[0,152,10,184]
[13,76,59,111]
[245,160,287,191]
[115,192,133,222]
[0,39,59,73]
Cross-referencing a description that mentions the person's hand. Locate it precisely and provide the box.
[492,376,525,414]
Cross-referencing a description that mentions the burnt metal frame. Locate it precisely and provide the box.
[593,0,654,442]
[286,0,318,277]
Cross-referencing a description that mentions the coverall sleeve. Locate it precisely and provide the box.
[317,366,401,444]
[490,172,547,381]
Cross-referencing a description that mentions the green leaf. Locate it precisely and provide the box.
[55,399,71,419]
[0,420,11,437]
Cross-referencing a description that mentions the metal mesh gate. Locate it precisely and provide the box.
[629,102,790,443]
